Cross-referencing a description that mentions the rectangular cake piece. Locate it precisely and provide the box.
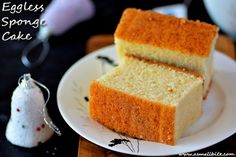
[89,55,203,145]
[114,8,219,98]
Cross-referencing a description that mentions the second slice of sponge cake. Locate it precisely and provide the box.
[114,8,219,98]
[90,55,203,145]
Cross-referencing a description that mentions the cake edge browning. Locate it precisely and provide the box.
[114,8,219,57]
[203,79,213,100]
[126,54,203,80]
[89,80,176,145]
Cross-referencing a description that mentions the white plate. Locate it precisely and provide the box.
[57,45,236,156]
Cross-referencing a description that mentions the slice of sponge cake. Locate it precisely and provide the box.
[114,8,219,98]
[89,55,203,145]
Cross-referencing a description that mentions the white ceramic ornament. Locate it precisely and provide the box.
[5,74,60,148]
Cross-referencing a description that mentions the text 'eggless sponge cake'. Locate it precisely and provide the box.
[114,8,219,98]
[90,55,203,145]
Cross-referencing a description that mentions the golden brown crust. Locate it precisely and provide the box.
[126,54,203,79]
[115,8,219,57]
[90,80,176,145]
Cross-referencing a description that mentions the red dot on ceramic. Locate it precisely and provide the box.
[16,108,20,112]
[36,127,41,132]
[41,124,45,128]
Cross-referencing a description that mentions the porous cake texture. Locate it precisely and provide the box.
[114,8,219,98]
[89,55,203,145]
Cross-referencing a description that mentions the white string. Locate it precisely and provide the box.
[18,74,62,136]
